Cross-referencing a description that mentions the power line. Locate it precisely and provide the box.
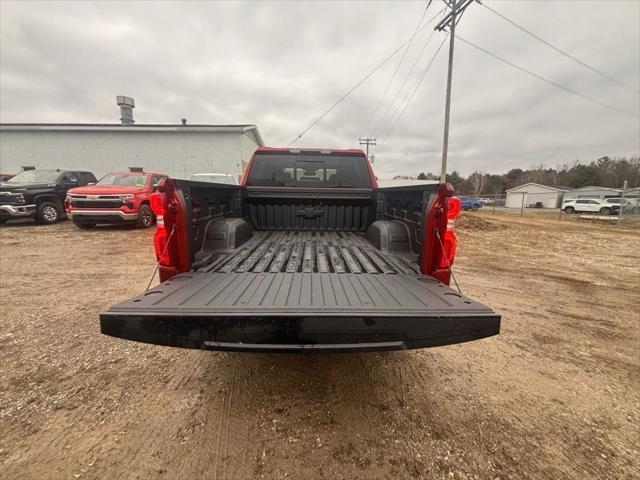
[289,6,443,146]
[373,13,443,138]
[288,45,401,146]
[481,1,639,94]
[379,35,449,147]
[456,34,640,119]
[361,0,433,135]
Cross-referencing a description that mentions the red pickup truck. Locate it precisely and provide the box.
[66,171,169,228]
[100,148,500,352]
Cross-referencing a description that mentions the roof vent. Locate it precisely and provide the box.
[21,165,36,171]
[181,118,187,126]
[117,96,135,125]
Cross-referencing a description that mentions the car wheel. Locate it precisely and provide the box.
[564,207,575,214]
[472,205,479,211]
[599,207,611,215]
[35,201,60,224]
[0,218,7,224]
[137,204,155,228]
[73,221,96,229]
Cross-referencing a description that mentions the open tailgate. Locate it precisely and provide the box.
[100,272,500,352]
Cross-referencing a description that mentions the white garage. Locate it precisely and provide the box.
[505,183,571,209]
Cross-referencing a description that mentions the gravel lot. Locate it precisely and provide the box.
[1,214,638,479]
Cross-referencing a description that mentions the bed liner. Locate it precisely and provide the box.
[194,231,417,275]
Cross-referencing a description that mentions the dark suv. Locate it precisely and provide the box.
[0,169,97,225]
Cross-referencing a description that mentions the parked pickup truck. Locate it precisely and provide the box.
[66,171,169,228]
[458,196,483,211]
[0,169,97,224]
[101,147,500,352]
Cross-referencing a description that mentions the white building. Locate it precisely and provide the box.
[505,183,571,209]
[624,187,639,199]
[0,123,264,180]
[562,186,623,200]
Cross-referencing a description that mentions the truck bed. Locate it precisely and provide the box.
[194,231,418,275]
[101,230,500,352]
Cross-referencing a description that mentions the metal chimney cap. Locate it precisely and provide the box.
[116,96,135,108]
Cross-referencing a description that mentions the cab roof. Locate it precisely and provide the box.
[255,147,366,156]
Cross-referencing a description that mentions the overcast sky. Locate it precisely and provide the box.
[1,0,639,177]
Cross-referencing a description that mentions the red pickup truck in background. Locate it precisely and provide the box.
[66,170,169,229]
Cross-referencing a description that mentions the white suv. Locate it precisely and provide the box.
[562,199,620,215]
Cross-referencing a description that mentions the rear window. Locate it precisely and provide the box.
[246,154,372,188]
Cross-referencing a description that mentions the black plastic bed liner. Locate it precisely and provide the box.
[195,231,417,275]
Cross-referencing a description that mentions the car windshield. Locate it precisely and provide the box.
[190,174,236,185]
[7,170,61,184]
[246,153,372,188]
[98,174,148,187]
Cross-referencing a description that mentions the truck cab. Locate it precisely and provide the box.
[100,148,500,352]
[66,170,169,228]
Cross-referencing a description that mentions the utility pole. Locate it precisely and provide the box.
[618,180,627,225]
[359,137,377,158]
[435,0,475,183]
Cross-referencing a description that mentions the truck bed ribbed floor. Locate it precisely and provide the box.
[195,231,418,275]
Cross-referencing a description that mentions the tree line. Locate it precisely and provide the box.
[396,156,640,195]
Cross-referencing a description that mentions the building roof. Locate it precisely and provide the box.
[568,185,622,192]
[506,182,572,193]
[0,123,265,146]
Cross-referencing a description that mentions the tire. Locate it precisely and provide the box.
[73,221,96,229]
[35,201,60,225]
[0,218,7,224]
[599,207,611,215]
[472,205,479,211]
[137,204,155,228]
[564,207,575,214]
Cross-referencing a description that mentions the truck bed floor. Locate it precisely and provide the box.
[196,231,418,275]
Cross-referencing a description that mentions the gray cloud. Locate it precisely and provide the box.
[1,0,638,177]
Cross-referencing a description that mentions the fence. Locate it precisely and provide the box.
[460,193,640,225]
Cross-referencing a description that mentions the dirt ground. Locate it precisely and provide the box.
[1,214,638,480]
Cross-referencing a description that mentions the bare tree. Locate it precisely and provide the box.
[469,170,487,196]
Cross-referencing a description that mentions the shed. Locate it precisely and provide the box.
[621,187,639,199]
[562,186,622,200]
[505,183,571,209]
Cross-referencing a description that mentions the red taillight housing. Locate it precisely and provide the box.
[150,192,171,267]
[438,196,461,270]
[421,183,459,285]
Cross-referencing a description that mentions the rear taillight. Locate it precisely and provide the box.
[150,192,171,266]
[439,196,461,269]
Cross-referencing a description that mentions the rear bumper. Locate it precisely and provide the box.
[68,210,139,222]
[0,204,36,217]
[99,313,501,352]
